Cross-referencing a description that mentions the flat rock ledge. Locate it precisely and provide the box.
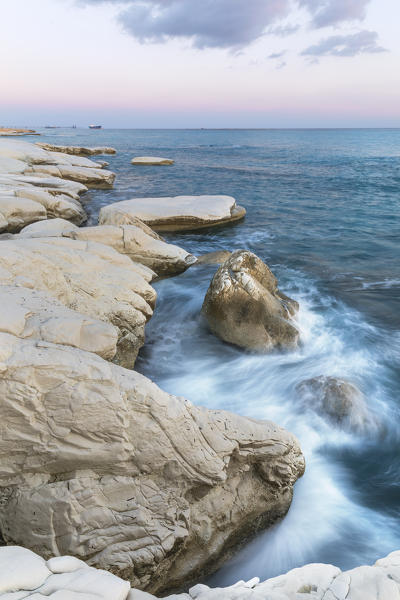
[131,156,174,165]
[0,332,304,593]
[0,128,39,136]
[16,217,197,277]
[37,142,117,156]
[2,547,400,600]
[0,236,155,367]
[99,195,246,232]
[0,140,116,232]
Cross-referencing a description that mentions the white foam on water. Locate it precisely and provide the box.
[138,262,400,584]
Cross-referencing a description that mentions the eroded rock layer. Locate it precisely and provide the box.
[2,546,400,600]
[0,334,304,592]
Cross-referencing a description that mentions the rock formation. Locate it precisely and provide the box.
[0,237,155,367]
[0,285,118,360]
[37,143,117,156]
[16,218,197,277]
[296,375,376,432]
[3,546,400,600]
[0,333,304,593]
[202,250,299,352]
[0,139,117,232]
[99,195,246,232]
[131,156,174,165]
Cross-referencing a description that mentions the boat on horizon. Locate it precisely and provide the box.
[88,124,102,129]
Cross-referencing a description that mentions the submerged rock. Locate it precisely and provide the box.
[4,546,400,600]
[201,250,299,352]
[296,375,375,432]
[131,156,174,165]
[99,195,246,232]
[196,250,232,265]
[0,333,304,593]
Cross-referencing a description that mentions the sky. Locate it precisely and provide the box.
[0,0,399,128]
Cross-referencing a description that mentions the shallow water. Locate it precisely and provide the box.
[39,128,400,582]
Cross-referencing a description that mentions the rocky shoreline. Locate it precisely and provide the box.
[3,546,400,599]
[0,138,379,597]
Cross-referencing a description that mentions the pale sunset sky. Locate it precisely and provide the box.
[1,0,399,128]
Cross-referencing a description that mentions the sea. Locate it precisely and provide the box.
[37,127,400,584]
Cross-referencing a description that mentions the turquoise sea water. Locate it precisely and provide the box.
[38,128,400,583]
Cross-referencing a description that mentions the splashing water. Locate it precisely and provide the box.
[37,127,400,583]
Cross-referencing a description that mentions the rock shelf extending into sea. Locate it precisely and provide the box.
[2,546,400,600]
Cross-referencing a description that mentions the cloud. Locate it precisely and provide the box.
[301,30,387,58]
[268,51,286,59]
[298,0,371,28]
[267,24,300,37]
[77,0,377,52]
[108,0,292,50]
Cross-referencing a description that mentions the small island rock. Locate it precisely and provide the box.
[131,156,174,165]
[99,195,246,232]
[202,250,299,352]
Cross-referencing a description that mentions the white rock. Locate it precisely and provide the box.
[0,285,119,359]
[131,157,174,166]
[47,556,89,574]
[0,333,303,592]
[19,218,79,238]
[0,546,51,594]
[0,237,156,366]
[99,195,246,232]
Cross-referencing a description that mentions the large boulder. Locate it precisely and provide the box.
[0,237,156,367]
[17,219,197,277]
[99,195,246,232]
[295,376,375,432]
[0,333,305,593]
[201,250,299,352]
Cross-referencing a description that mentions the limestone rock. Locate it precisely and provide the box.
[0,127,38,136]
[29,163,115,189]
[0,237,156,366]
[99,195,246,232]
[37,143,117,156]
[0,139,116,232]
[18,217,79,238]
[131,156,174,166]
[0,285,118,359]
[0,333,304,593]
[4,546,400,600]
[17,219,196,277]
[201,250,299,352]
[295,376,375,432]
[68,224,197,277]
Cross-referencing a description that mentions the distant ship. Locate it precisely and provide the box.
[88,125,102,129]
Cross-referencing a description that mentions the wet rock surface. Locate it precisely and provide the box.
[202,250,299,352]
